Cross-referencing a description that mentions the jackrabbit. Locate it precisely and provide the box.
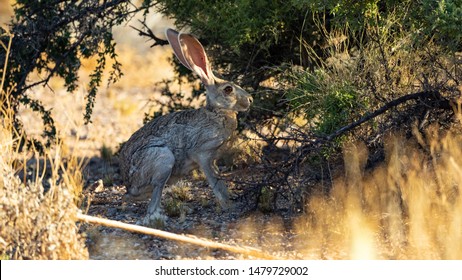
[119,28,252,226]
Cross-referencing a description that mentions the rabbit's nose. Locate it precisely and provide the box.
[248,96,253,104]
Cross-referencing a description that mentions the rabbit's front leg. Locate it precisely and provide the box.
[196,154,230,209]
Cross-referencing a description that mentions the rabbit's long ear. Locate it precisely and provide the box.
[178,33,215,86]
[165,28,193,71]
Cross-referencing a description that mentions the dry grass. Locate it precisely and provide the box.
[0,106,89,259]
[0,154,89,259]
[292,126,462,259]
[225,125,462,260]
[0,31,88,260]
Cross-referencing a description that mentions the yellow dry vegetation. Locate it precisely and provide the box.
[0,106,89,259]
[293,125,462,259]
[0,31,88,260]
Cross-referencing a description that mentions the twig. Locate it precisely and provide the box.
[293,90,450,156]
[76,213,281,260]
[130,20,168,48]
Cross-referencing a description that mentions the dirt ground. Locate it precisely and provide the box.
[81,157,298,260]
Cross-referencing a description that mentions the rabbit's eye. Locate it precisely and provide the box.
[223,85,233,95]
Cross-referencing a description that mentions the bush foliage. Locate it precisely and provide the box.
[0,0,155,150]
[157,0,461,140]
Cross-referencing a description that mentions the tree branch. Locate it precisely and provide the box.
[291,90,453,159]
[324,90,451,141]
[130,20,168,48]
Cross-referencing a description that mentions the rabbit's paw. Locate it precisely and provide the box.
[139,212,167,229]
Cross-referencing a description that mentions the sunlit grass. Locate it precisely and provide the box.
[292,127,462,259]
[0,29,88,260]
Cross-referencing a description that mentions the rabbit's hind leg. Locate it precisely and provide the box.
[140,146,175,228]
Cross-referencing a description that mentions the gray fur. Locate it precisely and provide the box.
[119,29,252,226]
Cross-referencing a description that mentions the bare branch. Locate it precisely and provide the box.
[131,20,168,48]
[324,90,451,141]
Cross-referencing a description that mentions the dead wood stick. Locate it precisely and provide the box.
[76,213,281,260]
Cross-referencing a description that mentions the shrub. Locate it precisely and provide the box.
[285,69,364,136]
[0,0,155,150]
[0,154,89,259]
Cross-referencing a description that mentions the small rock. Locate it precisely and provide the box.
[91,179,104,193]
